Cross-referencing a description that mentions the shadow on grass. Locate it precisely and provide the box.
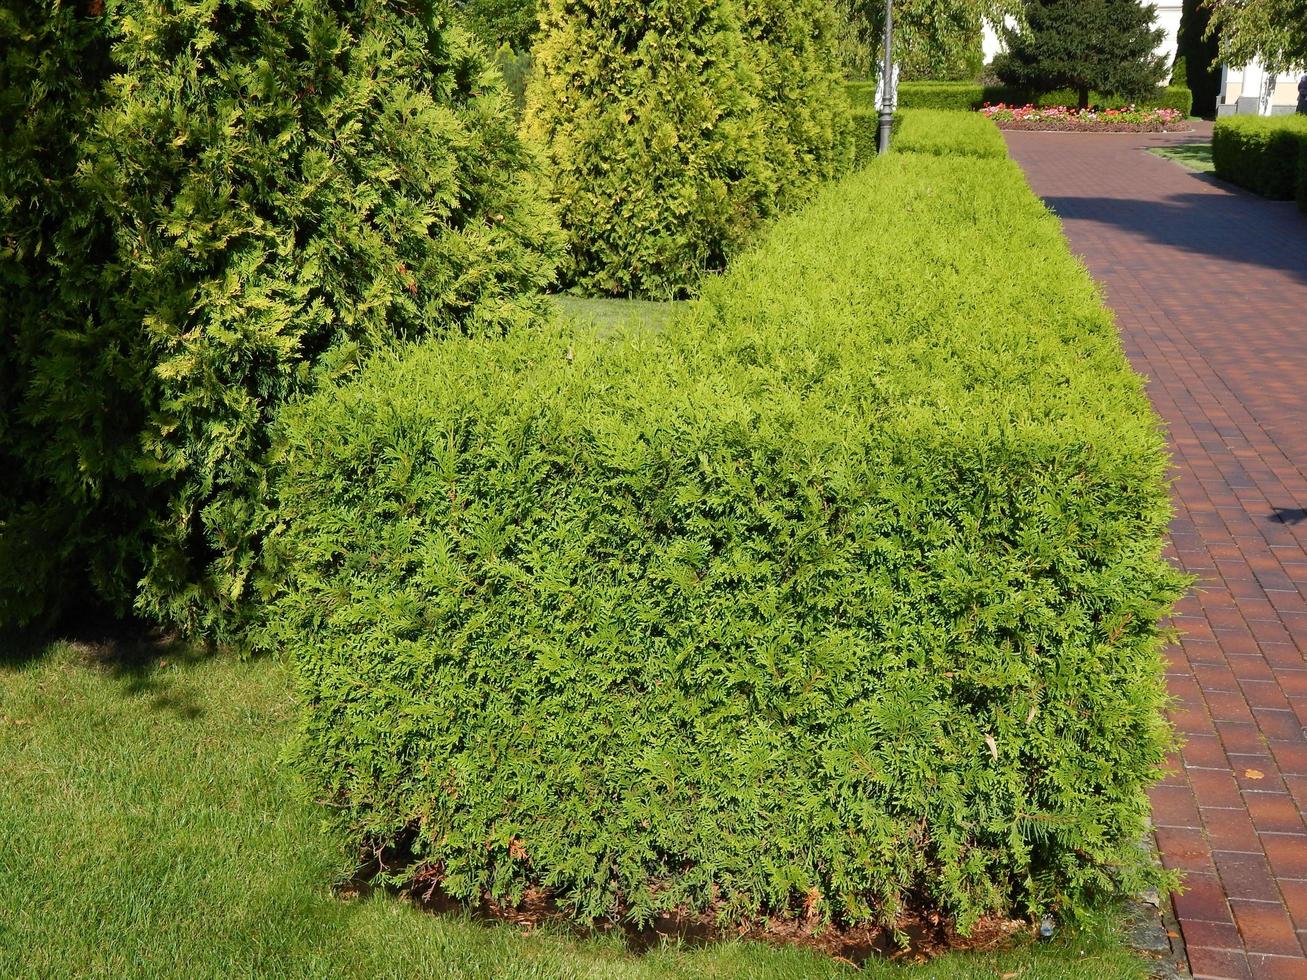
[0,612,213,720]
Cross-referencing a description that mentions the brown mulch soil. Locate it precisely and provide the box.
[339,859,1032,966]
[993,120,1193,134]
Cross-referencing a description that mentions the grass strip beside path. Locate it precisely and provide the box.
[1148,142,1216,174]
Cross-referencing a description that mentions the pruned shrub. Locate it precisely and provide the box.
[1298,134,1307,214]
[851,110,880,166]
[271,149,1184,933]
[895,109,1008,159]
[1213,115,1307,201]
[524,0,849,299]
[0,0,560,639]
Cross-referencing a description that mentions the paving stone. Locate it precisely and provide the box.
[1006,124,1307,974]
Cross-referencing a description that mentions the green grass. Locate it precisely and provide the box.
[552,295,686,337]
[0,640,1152,978]
[1148,142,1215,174]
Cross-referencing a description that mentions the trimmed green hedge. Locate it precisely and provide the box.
[850,109,878,167]
[1299,136,1307,215]
[895,109,1008,159]
[271,150,1184,933]
[851,110,1005,166]
[847,80,1192,115]
[1212,115,1307,201]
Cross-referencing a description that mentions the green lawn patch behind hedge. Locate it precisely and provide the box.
[1212,115,1307,200]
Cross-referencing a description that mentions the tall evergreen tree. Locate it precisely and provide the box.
[524,0,768,299]
[996,0,1169,109]
[1177,0,1222,117]
[0,0,560,639]
[737,0,854,209]
[457,0,539,50]
[525,0,849,299]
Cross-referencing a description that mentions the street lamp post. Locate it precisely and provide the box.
[877,0,894,154]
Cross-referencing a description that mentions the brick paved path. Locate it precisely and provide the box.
[1003,125,1307,980]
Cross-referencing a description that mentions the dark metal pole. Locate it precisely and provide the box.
[877,0,894,154]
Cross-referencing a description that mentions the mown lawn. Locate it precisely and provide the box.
[1147,142,1215,174]
[0,640,1152,979]
[552,295,686,337]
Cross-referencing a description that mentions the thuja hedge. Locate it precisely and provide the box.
[894,109,1008,160]
[0,1,558,637]
[1299,138,1307,215]
[848,80,1192,115]
[1212,115,1307,201]
[270,149,1185,932]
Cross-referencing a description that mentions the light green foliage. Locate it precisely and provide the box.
[895,109,1010,158]
[0,0,559,640]
[523,0,769,298]
[0,643,1151,977]
[270,146,1184,933]
[1208,0,1307,74]
[1212,115,1307,199]
[738,0,855,209]
[524,0,850,299]
[996,0,1169,109]
[848,80,1192,114]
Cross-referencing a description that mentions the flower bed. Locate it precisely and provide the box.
[980,104,1190,133]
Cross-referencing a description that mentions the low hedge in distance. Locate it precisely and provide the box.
[847,81,1192,116]
[1299,136,1307,214]
[894,109,1008,159]
[271,151,1185,934]
[1212,115,1307,201]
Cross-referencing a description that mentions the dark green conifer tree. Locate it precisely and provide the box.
[996,0,1168,109]
[525,0,849,299]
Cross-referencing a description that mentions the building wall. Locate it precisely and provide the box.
[1218,64,1304,116]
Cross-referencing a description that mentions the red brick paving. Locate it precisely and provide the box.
[1004,124,1307,979]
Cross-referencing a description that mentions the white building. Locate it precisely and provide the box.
[981,2,1302,115]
